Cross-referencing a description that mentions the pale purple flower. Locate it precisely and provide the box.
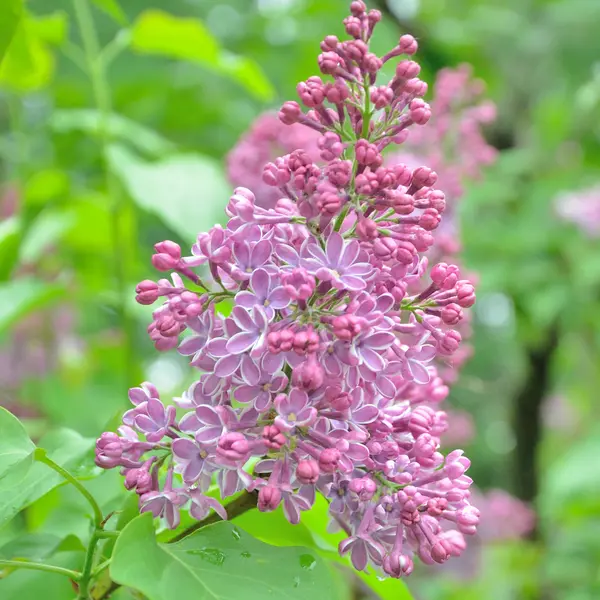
[172,438,214,484]
[230,239,273,281]
[226,305,269,357]
[274,389,317,431]
[130,397,176,443]
[301,232,373,291]
[234,369,288,412]
[235,268,291,320]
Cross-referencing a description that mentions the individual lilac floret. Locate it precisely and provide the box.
[95,0,481,581]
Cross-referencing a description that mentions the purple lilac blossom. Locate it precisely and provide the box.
[96,1,482,580]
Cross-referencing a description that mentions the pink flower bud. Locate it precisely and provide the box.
[216,432,250,462]
[431,541,450,564]
[292,358,324,391]
[279,101,303,125]
[441,303,463,325]
[258,485,282,512]
[439,330,462,355]
[398,34,418,55]
[124,466,153,494]
[135,280,160,305]
[431,263,460,289]
[409,99,431,125]
[456,281,476,307]
[396,60,420,79]
[355,139,382,167]
[262,425,286,450]
[370,85,393,109]
[318,448,341,473]
[419,208,441,231]
[318,51,341,75]
[349,477,377,501]
[356,217,378,241]
[296,459,320,484]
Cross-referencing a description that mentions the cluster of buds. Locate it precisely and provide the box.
[96,1,481,578]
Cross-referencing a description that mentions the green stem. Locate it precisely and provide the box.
[91,558,111,578]
[0,560,80,580]
[77,530,100,600]
[35,449,103,528]
[73,0,136,387]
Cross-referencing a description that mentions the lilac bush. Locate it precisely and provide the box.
[96,1,481,578]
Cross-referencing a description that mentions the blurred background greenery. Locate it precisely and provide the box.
[1,0,600,599]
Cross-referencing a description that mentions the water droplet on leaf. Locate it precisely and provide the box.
[186,547,226,566]
[240,551,251,558]
[299,554,316,571]
[231,527,242,541]
[293,576,301,588]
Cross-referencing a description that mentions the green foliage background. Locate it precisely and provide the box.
[1,0,600,598]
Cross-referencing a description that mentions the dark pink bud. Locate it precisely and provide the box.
[356,217,378,241]
[331,315,368,341]
[292,328,320,355]
[216,432,249,462]
[363,52,382,73]
[324,81,350,104]
[439,330,462,355]
[349,477,377,501]
[370,85,393,109]
[318,51,341,75]
[320,35,339,52]
[372,237,398,262]
[431,263,460,289]
[154,240,181,260]
[383,552,413,578]
[409,98,431,125]
[279,101,302,125]
[258,485,282,512]
[318,448,341,474]
[282,269,316,302]
[267,328,295,353]
[152,254,179,272]
[441,303,463,325]
[411,167,438,189]
[318,132,344,162]
[409,406,435,437]
[431,541,450,564]
[262,425,286,450]
[135,280,160,305]
[344,15,362,38]
[325,159,352,187]
[427,497,448,517]
[396,60,420,79]
[297,77,325,108]
[387,190,414,215]
[292,358,324,391]
[398,34,418,55]
[395,241,416,264]
[355,139,382,167]
[350,0,367,15]
[419,208,441,231]
[456,506,480,535]
[296,459,320,484]
[456,281,476,307]
[124,466,153,494]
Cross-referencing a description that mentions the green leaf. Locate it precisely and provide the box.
[92,0,127,26]
[0,215,21,280]
[0,16,55,92]
[111,514,337,600]
[0,533,84,561]
[0,0,22,63]
[29,12,68,46]
[19,209,75,263]
[0,407,35,476]
[131,10,219,65]
[130,10,274,101]
[0,278,64,335]
[0,426,95,528]
[107,143,230,241]
[50,109,176,157]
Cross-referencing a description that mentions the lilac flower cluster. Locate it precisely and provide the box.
[227,113,321,210]
[95,1,480,578]
[555,184,600,237]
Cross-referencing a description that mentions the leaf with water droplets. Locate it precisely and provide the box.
[110,513,337,599]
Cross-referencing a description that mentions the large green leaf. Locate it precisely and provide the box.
[0,424,95,527]
[92,0,127,25]
[111,514,337,600]
[107,143,229,241]
[0,407,35,476]
[0,0,22,63]
[50,109,176,157]
[130,10,274,101]
[0,278,64,335]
